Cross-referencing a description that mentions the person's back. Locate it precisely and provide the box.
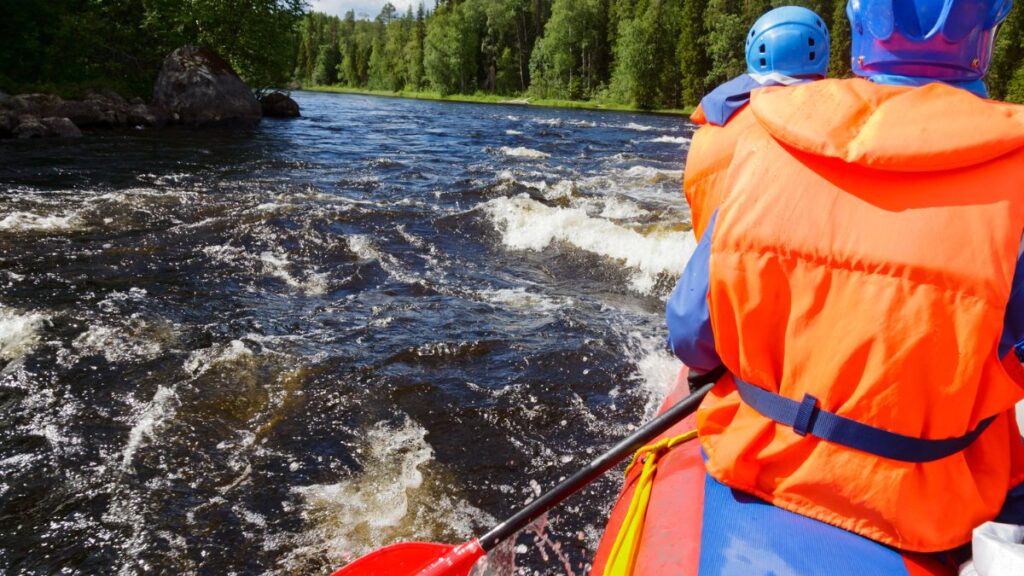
[669,0,1024,553]
[685,6,829,239]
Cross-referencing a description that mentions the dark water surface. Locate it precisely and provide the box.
[0,92,695,575]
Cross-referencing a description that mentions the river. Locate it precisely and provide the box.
[0,91,695,575]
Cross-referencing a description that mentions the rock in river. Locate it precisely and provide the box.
[153,46,261,127]
[13,115,49,139]
[41,117,82,138]
[261,92,300,118]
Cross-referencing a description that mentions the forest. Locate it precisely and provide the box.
[0,0,304,97]
[294,0,1024,109]
[2,1,1023,109]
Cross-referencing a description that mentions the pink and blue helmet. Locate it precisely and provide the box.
[848,0,1013,82]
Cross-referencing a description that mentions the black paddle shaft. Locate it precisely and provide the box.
[477,382,713,552]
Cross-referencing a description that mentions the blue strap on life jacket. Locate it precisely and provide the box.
[733,376,997,463]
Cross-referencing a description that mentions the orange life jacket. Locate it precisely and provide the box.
[684,103,758,239]
[697,78,1024,552]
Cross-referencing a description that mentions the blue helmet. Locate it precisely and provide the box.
[745,6,831,78]
[847,0,1013,82]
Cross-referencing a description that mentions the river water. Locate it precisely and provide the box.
[0,91,695,575]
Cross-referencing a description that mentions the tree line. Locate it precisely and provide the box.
[0,0,304,97]
[2,0,1021,107]
[295,0,1024,108]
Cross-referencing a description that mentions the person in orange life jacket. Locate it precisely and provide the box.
[667,0,1024,555]
[685,6,830,239]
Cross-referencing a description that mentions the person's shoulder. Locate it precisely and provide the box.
[699,74,764,127]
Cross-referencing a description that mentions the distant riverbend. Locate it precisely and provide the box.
[0,91,695,574]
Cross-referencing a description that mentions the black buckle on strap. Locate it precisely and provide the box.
[687,364,728,393]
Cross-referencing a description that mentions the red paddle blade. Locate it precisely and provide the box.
[331,539,484,576]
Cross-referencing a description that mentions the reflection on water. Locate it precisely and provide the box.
[0,91,693,574]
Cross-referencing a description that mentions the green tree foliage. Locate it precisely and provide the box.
[314,43,341,86]
[677,0,709,106]
[0,0,303,96]
[8,0,1024,107]
[702,0,746,89]
[989,7,1024,102]
[424,7,471,95]
[828,0,853,77]
[610,0,683,108]
[404,6,427,90]
[529,0,609,100]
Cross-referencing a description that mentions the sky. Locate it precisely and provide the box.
[308,0,419,19]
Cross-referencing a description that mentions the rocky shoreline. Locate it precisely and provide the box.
[0,46,300,140]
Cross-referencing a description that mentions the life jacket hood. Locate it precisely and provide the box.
[750,78,1024,172]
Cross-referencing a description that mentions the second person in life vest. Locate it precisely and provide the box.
[667,0,1024,554]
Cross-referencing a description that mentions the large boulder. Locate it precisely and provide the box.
[127,103,166,127]
[261,92,300,118]
[41,117,82,138]
[57,99,114,128]
[153,46,261,127]
[12,93,64,117]
[14,115,49,139]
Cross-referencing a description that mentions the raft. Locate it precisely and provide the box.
[588,367,958,576]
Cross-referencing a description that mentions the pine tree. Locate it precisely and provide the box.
[610,0,683,108]
[677,0,709,106]
[828,0,852,77]
[989,7,1024,102]
[702,0,745,88]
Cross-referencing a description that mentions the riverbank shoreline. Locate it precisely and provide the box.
[302,85,694,117]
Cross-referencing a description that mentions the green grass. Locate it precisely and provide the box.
[303,85,694,116]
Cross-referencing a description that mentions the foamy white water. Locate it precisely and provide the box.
[649,135,690,144]
[599,197,646,220]
[619,122,657,132]
[120,386,178,469]
[0,306,47,361]
[0,91,695,575]
[73,320,172,363]
[478,287,573,313]
[481,194,695,294]
[498,146,550,159]
[285,420,493,569]
[621,165,682,182]
[260,251,329,295]
[184,339,254,377]
[0,211,81,233]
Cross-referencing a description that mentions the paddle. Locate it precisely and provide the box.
[331,381,714,576]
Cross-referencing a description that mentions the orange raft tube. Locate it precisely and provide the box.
[588,367,958,576]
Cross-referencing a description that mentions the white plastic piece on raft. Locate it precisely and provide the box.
[958,522,1024,576]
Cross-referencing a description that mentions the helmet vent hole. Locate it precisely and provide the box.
[808,37,815,46]
[760,58,767,67]
[809,51,816,61]
[759,44,766,54]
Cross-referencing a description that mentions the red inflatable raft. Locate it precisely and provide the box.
[588,367,958,576]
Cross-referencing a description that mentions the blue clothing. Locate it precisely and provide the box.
[867,74,989,98]
[699,74,811,127]
[700,75,764,127]
[666,214,1024,369]
[666,211,720,373]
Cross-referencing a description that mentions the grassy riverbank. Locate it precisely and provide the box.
[303,85,694,117]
